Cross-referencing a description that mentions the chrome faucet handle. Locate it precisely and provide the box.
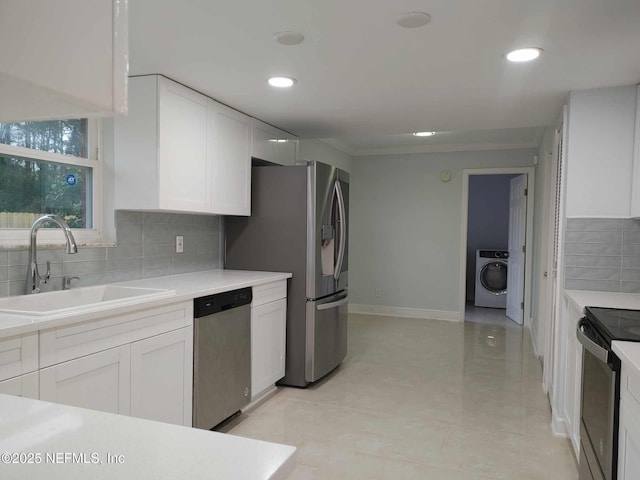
[62,276,80,290]
[41,261,51,285]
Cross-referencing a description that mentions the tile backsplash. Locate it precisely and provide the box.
[0,211,223,297]
[564,218,640,293]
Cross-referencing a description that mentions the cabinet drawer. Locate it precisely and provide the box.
[0,371,39,399]
[252,280,287,307]
[40,301,193,368]
[0,332,38,381]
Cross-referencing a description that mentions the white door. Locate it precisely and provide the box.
[0,372,38,399]
[39,345,131,415]
[507,174,527,324]
[130,327,193,427]
[544,121,565,394]
[251,299,287,399]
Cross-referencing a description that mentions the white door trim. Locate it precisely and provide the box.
[459,166,536,326]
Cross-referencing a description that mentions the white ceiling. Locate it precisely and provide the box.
[129,0,640,153]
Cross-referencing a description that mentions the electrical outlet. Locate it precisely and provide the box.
[375,289,381,298]
[176,235,184,253]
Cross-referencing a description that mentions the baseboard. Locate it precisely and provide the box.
[551,413,569,438]
[348,304,461,322]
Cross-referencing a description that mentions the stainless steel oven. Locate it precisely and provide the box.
[577,313,623,480]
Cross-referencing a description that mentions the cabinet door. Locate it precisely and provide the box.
[251,299,286,399]
[630,85,640,217]
[250,118,278,163]
[562,298,583,456]
[276,133,298,166]
[619,399,640,480]
[130,327,193,426]
[209,101,251,215]
[40,345,131,415]
[0,0,127,122]
[158,77,211,212]
[0,372,38,399]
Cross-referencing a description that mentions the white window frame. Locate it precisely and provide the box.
[0,119,107,247]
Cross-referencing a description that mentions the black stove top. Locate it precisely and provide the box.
[585,306,640,344]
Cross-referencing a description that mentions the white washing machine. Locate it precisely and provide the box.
[474,249,508,308]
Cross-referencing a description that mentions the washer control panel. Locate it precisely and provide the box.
[478,250,509,259]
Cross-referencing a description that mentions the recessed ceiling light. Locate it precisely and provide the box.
[396,12,431,28]
[413,131,436,137]
[269,139,289,143]
[268,76,296,88]
[506,48,543,63]
[274,31,304,46]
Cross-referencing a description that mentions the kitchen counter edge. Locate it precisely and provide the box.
[0,393,296,480]
[564,289,640,314]
[0,269,292,339]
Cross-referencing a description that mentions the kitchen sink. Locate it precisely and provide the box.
[0,285,175,316]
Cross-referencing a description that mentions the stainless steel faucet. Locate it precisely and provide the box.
[27,215,78,294]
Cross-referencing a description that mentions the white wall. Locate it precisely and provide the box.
[565,85,637,217]
[349,148,536,319]
[299,139,352,173]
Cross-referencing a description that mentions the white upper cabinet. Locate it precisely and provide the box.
[0,0,128,122]
[629,85,640,217]
[209,101,252,216]
[158,79,211,212]
[113,75,251,215]
[250,118,298,166]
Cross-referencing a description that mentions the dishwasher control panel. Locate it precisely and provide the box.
[193,287,253,317]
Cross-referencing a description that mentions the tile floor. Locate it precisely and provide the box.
[225,312,578,479]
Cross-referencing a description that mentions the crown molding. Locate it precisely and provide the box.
[349,140,541,157]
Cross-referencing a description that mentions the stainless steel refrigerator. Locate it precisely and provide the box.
[225,161,349,387]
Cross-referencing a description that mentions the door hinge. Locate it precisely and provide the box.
[521,302,524,310]
[524,188,528,196]
[522,245,526,253]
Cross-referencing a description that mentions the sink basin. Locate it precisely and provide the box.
[0,285,175,316]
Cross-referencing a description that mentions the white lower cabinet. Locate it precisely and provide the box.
[0,372,39,399]
[130,327,193,426]
[251,287,287,400]
[564,300,583,454]
[552,295,583,457]
[0,332,38,381]
[619,399,640,480]
[40,345,131,415]
[36,301,193,426]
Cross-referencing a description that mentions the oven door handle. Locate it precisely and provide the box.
[577,318,610,363]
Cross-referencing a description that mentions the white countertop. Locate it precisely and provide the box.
[0,393,296,480]
[0,269,291,338]
[613,341,640,373]
[565,289,640,313]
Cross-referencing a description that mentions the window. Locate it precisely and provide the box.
[0,118,104,246]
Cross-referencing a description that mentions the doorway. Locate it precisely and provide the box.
[459,167,536,327]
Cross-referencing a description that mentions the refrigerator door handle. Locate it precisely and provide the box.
[316,296,349,311]
[334,179,347,280]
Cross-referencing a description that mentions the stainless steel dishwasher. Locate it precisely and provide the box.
[193,287,252,430]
